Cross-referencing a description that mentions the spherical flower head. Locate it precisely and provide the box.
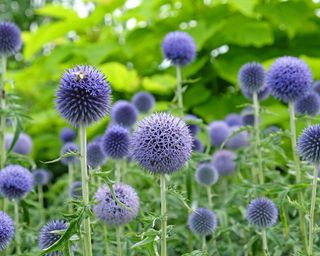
[195,163,219,186]
[59,128,76,143]
[111,100,138,128]
[212,150,236,176]
[185,114,200,137]
[87,141,106,168]
[226,126,249,150]
[0,211,14,251]
[60,143,79,166]
[188,208,217,236]
[242,84,271,101]
[238,62,265,93]
[224,114,243,127]
[162,31,196,66]
[313,80,320,95]
[5,133,32,155]
[33,169,51,186]
[294,93,320,116]
[192,138,204,153]
[241,107,255,126]
[247,197,278,228]
[297,125,320,163]
[56,65,112,127]
[267,56,312,102]
[94,183,139,226]
[131,113,192,174]
[0,165,33,200]
[132,91,155,113]
[0,21,22,56]
[102,125,130,159]
[69,181,82,199]
[208,121,231,148]
[39,220,67,254]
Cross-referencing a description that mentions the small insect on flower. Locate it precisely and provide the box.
[208,121,231,148]
[87,141,106,168]
[247,198,278,228]
[60,142,79,166]
[212,150,237,176]
[0,21,22,56]
[5,133,32,155]
[195,163,219,186]
[297,125,320,163]
[0,211,14,251]
[224,113,243,127]
[60,128,76,143]
[294,93,320,117]
[33,169,51,186]
[111,100,138,128]
[188,208,217,236]
[132,91,155,113]
[238,62,266,93]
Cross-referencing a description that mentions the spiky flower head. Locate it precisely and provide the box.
[242,84,271,101]
[297,125,320,163]
[208,121,231,148]
[131,113,192,174]
[5,133,32,155]
[212,150,236,176]
[94,183,139,226]
[60,142,79,166]
[132,91,155,113]
[185,114,200,137]
[69,181,82,199]
[39,220,67,255]
[0,165,33,200]
[238,62,265,93]
[111,100,138,128]
[0,21,22,56]
[33,169,51,186]
[102,125,130,159]
[226,126,249,150]
[267,56,312,102]
[195,163,219,186]
[188,208,217,236]
[192,138,204,153]
[247,197,278,228]
[59,128,76,143]
[87,141,106,168]
[224,114,243,127]
[162,31,196,66]
[56,65,112,127]
[0,211,14,251]
[294,93,320,117]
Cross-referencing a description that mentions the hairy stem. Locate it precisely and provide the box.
[262,229,269,255]
[308,164,318,255]
[207,186,212,208]
[116,226,123,256]
[68,163,74,213]
[176,65,183,117]
[202,236,207,253]
[160,174,167,256]
[115,160,121,183]
[103,225,109,256]
[0,55,7,169]
[14,200,21,256]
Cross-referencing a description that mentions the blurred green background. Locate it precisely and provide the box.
[1,0,320,166]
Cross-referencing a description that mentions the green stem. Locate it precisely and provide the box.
[103,225,109,256]
[202,236,207,252]
[308,164,318,255]
[206,186,212,208]
[188,232,193,252]
[68,163,74,213]
[0,55,7,169]
[262,229,268,255]
[176,65,183,117]
[38,185,44,223]
[116,226,123,256]
[115,161,121,183]
[14,200,21,256]
[68,241,75,256]
[288,102,308,252]
[79,124,92,256]
[160,174,167,256]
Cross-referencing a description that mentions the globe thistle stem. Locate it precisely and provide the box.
[103,225,109,256]
[176,65,183,117]
[79,124,93,256]
[206,186,213,208]
[160,174,167,256]
[116,226,123,256]
[253,92,264,184]
[308,164,318,255]
[202,236,207,252]
[288,102,308,252]
[68,162,74,213]
[38,185,45,223]
[261,229,268,254]
[0,55,7,169]
[115,161,121,183]
[14,200,21,255]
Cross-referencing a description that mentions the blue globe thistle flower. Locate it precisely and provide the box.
[185,114,200,137]
[212,150,236,176]
[94,183,139,226]
[267,56,312,102]
[39,220,67,254]
[0,21,22,56]
[131,113,192,174]
[0,165,33,200]
[242,84,271,101]
[313,80,320,95]
[0,211,14,251]
[132,91,155,113]
[241,107,255,126]
[188,208,217,236]
[33,169,51,186]
[226,126,249,150]
[195,163,219,186]
[111,100,138,128]
[294,93,320,116]
[87,141,106,168]
[297,125,320,163]
[56,65,112,127]
[247,198,278,228]
[238,62,266,93]
[102,125,130,159]
[69,181,82,199]
[5,132,32,155]
[192,138,204,153]
[162,31,196,66]
[60,142,79,166]
[59,128,76,143]
[208,121,231,148]
[224,113,243,127]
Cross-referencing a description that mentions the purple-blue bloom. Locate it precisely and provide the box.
[33,169,51,186]
[226,126,249,150]
[238,62,265,93]
[132,91,155,113]
[69,181,82,199]
[0,211,14,251]
[188,208,217,236]
[242,84,271,101]
[212,150,236,176]
[192,138,204,153]
[0,21,22,56]
[94,183,139,226]
[87,141,106,168]
[297,125,320,163]
[224,113,243,127]
[111,100,138,128]
[60,142,79,166]
[294,93,320,116]
[131,113,192,174]
[195,163,219,186]
[247,198,278,228]
[0,165,33,200]
[56,65,112,127]
[5,133,32,155]
[313,80,320,96]
[241,107,255,126]
[59,128,76,143]
[185,114,200,137]
[267,56,312,102]
[208,121,231,148]
[162,31,196,66]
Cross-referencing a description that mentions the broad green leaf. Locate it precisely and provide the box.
[142,74,176,94]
